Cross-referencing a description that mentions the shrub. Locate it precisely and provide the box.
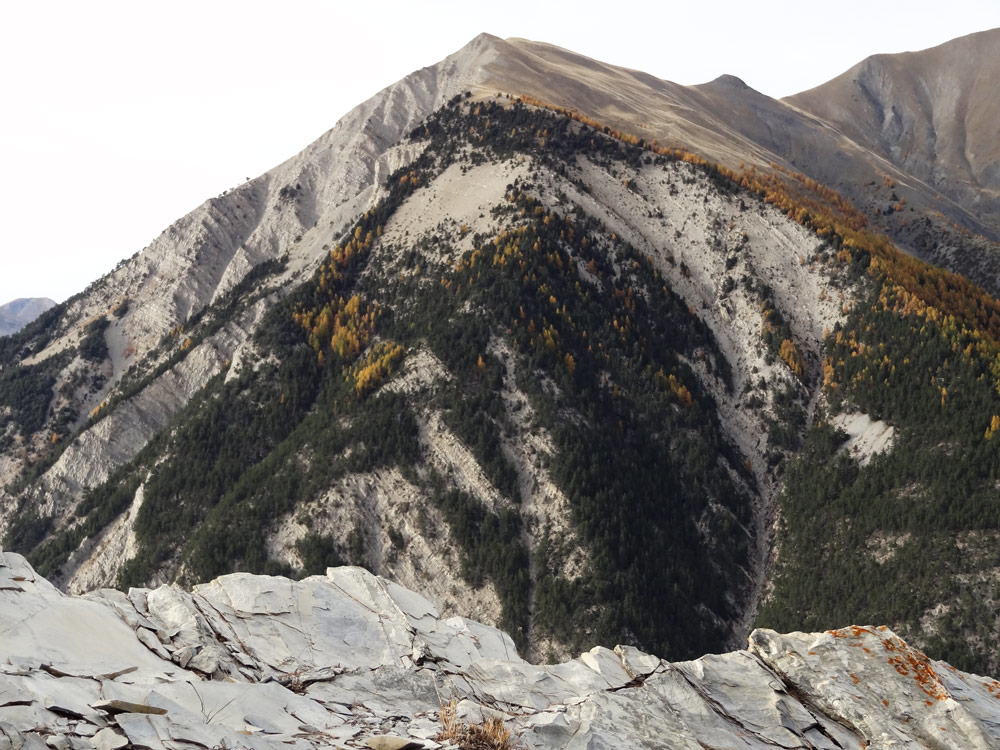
[436,701,521,750]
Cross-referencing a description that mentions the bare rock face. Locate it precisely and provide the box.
[55,31,503,363]
[2,549,999,750]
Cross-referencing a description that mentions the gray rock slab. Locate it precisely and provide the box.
[2,552,1000,749]
[89,729,126,750]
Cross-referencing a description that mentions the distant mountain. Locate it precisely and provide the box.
[788,28,1000,229]
[1,30,1000,676]
[0,297,56,336]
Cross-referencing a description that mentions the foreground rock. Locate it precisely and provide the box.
[1,550,998,749]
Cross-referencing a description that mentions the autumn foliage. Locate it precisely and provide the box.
[511,93,1000,387]
[293,294,377,359]
[779,339,806,380]
[353,341,405,396]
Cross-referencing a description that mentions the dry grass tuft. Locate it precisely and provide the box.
[436,700,520,750]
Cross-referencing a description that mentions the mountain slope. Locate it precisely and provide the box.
[0,297,56,336]
[3,32,1000,675]
[0,33,499,530]
[1,94,840,665]
[480,35,1000,293]
[788,28,1000,225]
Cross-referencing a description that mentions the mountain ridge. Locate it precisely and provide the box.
[487,33,1000,290]
[787,27,1000,219]
[2,29,1000,678]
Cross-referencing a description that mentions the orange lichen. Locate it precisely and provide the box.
[828,627,947,702]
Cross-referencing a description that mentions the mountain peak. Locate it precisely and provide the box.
[786,24,1000,225]
[708,73,750,89]
[455,30,504,55]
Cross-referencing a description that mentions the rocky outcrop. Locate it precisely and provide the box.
[2,548,999,750]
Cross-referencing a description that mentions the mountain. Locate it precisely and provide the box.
[483,34,1000,291]
[4,548,1000,750]
[0,297,56,336]
[788,28,1000,229]
[2,31,1000,676]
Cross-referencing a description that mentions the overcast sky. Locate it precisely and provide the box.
[2,1,998,305]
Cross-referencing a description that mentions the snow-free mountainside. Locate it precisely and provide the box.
[3,28,1000,714]
[0,298,56,337]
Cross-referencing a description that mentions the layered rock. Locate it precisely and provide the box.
[2,549,998,749]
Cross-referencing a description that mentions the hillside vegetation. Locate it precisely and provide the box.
[4,93,1000,672]
[518,95,1000,674]
[41,99,766,659]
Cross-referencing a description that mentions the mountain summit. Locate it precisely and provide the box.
[788,28,1000,223]
[1,30,1000,677]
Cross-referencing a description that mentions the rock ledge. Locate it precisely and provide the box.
[2,550,998,749]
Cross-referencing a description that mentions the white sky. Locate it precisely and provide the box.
[1,1,998,305]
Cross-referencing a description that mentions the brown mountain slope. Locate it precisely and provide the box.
[472,33,1000,292]
[480,36,781,171]
[787,28,1000,226]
